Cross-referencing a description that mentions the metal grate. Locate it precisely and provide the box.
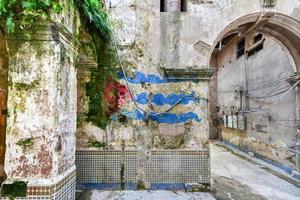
[146,150,210,184]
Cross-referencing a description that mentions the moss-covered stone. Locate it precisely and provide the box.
[87,139,107,148]
[16,138,34,149]
[137,181,146,190]
[1,181,28,199]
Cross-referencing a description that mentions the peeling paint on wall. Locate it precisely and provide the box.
[121,109,201,124]
[118,71,197,84]
[135,92,200,106]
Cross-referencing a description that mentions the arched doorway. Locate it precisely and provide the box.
[209,13,300,70]
[0,27,8,183]
[208,12,300,172]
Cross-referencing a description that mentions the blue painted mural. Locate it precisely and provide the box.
[135,92,200,106]
[121,110,201,124]
[117,71,203,124]
[118,71,199,84]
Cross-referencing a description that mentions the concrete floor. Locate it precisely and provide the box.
[211,143,300,200]
[77,191,215,200]
[77,144,300,200]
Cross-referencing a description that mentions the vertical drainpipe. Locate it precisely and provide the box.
[244,50,250,130]
[166,0,181,12]
[296,85,300,172]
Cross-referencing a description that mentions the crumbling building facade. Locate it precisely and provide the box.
[0,0,299,199]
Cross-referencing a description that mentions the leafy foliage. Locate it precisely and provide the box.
[76,1,119,129]
[87,139,107,148]
[0,0,62,33]
[16,138,34,149]
[0,0,117,129]
[75,0,111,41]
[1,181,28,199]
[85,32,118,129]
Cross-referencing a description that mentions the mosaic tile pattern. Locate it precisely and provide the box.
[146,150,210,184]
[76,151,122,184]
[76,149,210,190]
[1,171,76,200]
[124,151,139,183]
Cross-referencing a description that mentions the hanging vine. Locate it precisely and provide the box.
[75,0,121,129]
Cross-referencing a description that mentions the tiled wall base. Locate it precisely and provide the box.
[77,183,137,190]
[146,150,210,184]
[76,150,138,190]
[76,150,210,190]
[1,170,76,200]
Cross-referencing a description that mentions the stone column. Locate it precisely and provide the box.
[166,0,181,12]
[2,24,78,199]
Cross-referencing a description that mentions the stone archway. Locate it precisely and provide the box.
[208,12,300,71]
[0,27,8,183]
[208,12,300,172]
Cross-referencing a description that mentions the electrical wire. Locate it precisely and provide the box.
[244,86,290,100]
[242,80,300,113]
[209,75,291,94]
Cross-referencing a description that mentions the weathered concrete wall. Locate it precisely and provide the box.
[0,0,299,195]
[76,0,213,188]
[76,0,211,151]
[221,127,296,171]
[4,32,77,181]
[77,0,300,147]
[76,0,300,181]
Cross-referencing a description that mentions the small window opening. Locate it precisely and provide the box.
[160,0,166,12]
[181,0,187,12]
[236,38,245,59]
[253,34,263,44]
[263,0,277,8]
[160,0,187,12]
[248,43,264,57]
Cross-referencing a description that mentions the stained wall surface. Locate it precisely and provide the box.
[212,33,298,168]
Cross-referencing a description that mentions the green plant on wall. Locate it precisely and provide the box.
[87,139,107,148]
[75,0,110,41]
[76,0,119,129]
[0,0,118,129]
[1,181,28,199]
[0,0,63,33]
[16,138,34,149]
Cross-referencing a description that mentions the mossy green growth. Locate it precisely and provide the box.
[1,181,28,199]
[0,0,63,33]
[74,0,111,41]
[137,181,146,190]
[14,80,39,91]
[87,139,107,148]
[16,138,34,149]
[77,2,119,129]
